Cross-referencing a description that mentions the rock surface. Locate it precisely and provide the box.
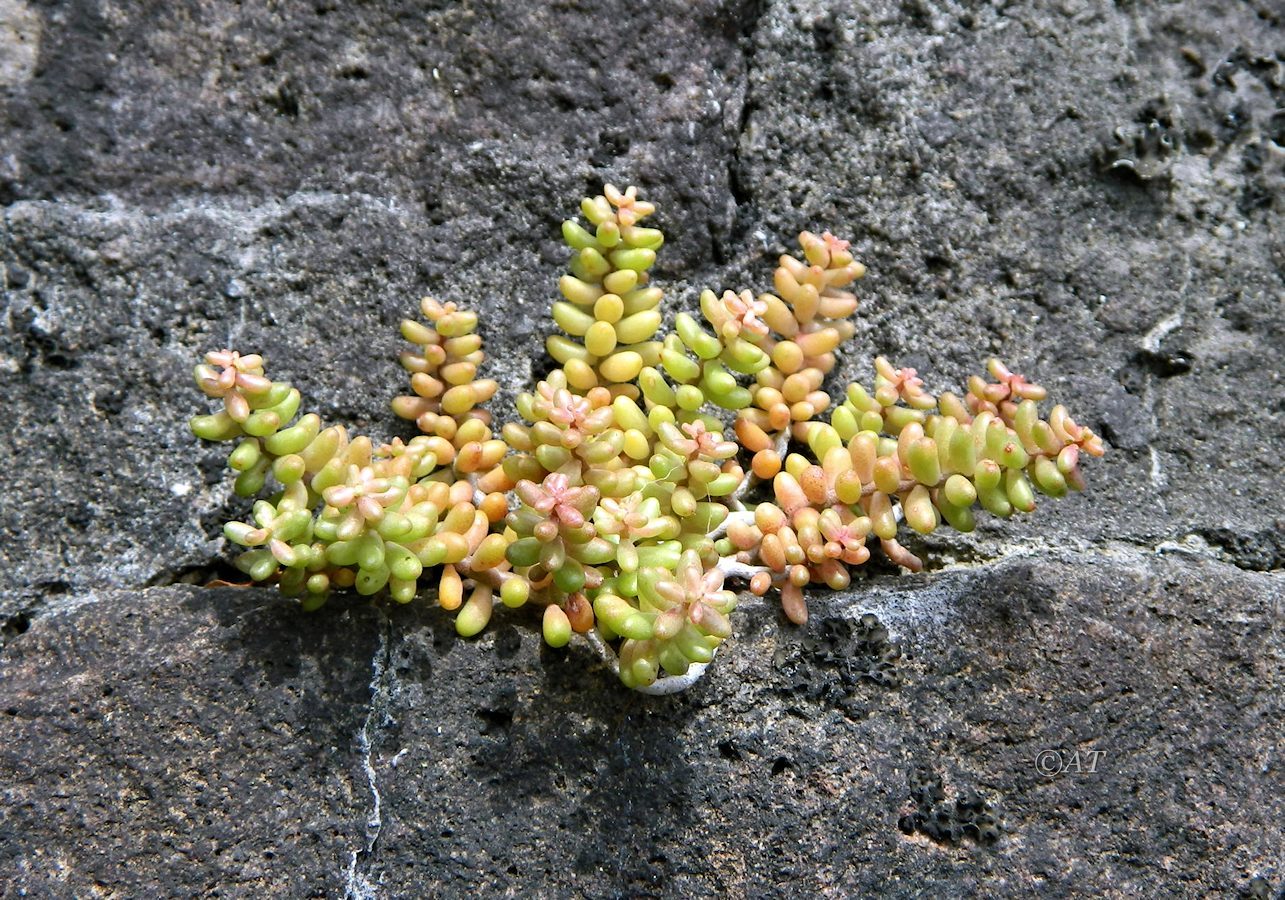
[2,554,1282,897]
[1,0,1282,896]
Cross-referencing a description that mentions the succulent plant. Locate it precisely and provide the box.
[190,184,1104,692]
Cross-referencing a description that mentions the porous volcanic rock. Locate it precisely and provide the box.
[2,554,1282,896]
[2,0,1281,896]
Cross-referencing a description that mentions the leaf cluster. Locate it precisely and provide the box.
[190,185,1104,691]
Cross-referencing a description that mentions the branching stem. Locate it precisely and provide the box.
[707,509,756,542]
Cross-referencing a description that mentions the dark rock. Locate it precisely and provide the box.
[2,555,1282,895]
[1097,385,1158,451]
[2,0,1282,895]
[0,587,383,896]
[1197,523,1285,572]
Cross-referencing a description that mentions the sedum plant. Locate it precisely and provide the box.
[190,185,1104,692]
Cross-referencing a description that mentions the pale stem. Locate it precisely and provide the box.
[633,662,712,695]
[717,557,770,582]
[584,629,621,678]
[467,473,486,508]
[585,624,714,695]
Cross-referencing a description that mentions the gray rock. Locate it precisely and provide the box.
[1097,384,1156,452]
[2,554,1281,896]
[0,587,384,896]
[1,0,1282,895]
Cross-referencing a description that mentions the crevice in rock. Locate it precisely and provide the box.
[1,581,75,654]
[144,560,247,589]
[721,0,769,260]
[727,3,764,208]
[876,534,1282,588]
[1193,525,1285,573]
[2,610,33,642]
[1137,532,1285,574]
[343,611,395,899]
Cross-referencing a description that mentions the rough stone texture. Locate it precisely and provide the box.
[1,0,1282,896]
[1,588,382,896]
[3,555,1281,897]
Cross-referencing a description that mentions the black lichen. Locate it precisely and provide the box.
[774,612,902,709]
[898,764,1001,846]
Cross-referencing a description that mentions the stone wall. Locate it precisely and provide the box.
[2,0,1281,896]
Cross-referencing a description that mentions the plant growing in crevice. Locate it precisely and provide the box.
[190,185,1104,692]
